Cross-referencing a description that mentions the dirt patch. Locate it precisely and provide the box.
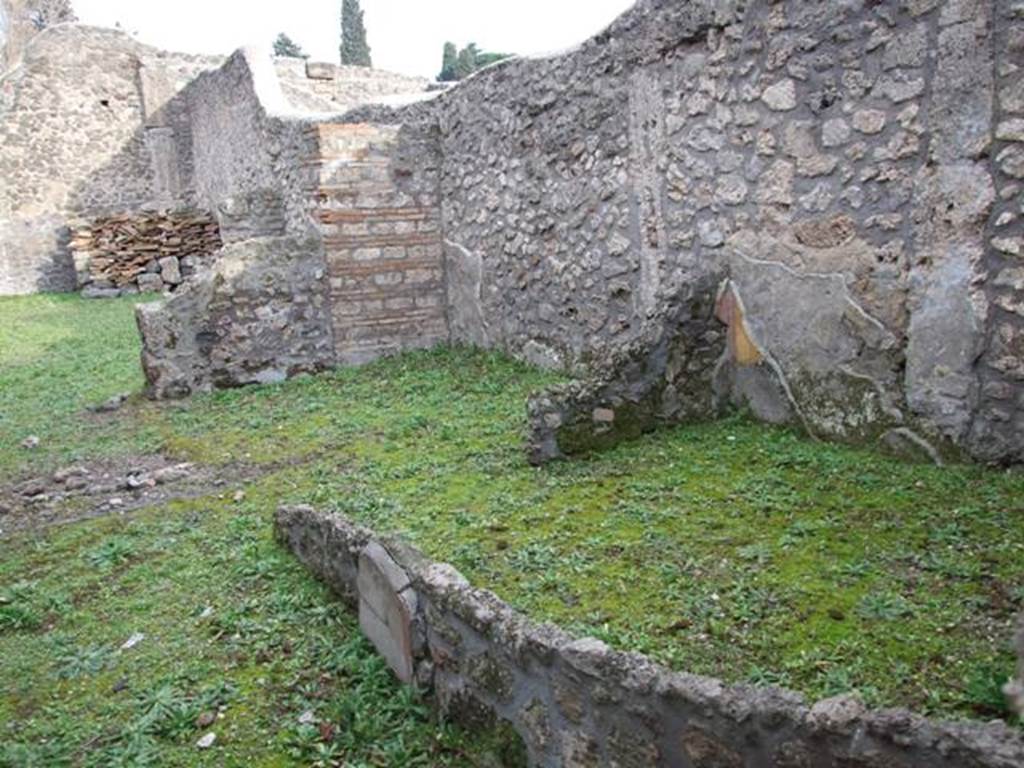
[0,455,265,536]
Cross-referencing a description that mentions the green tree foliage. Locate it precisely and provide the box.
[476,51,513,68]
[340,0,372,68]
[454,42,478,80]
[272,33,308,59]
[438,41,458,82]
[439,42,513,82]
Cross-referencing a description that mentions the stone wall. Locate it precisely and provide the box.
[185,48,317,238]
[135,48,329,396]
[527,276,725,465]
[135,49,444,395]
[6,0,1022,464]
[0,25,220,295]
[137,236,334,397]
[274,57,430,114]
[0,0,75,74]
[275,504,1024,768]
[424,0,1024,464]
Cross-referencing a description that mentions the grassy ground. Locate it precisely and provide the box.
[0,496,519,767]
[1,294,1022,752]
[0,296,521,767]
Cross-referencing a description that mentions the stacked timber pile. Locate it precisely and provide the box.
[70,211,222,298]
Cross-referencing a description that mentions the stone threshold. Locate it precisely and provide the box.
[274,504,1024,768]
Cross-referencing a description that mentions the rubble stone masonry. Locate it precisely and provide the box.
[276,504,1024,768]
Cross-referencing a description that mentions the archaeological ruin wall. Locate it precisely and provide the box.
[136,49,444,394]
[135,48,334,396]
[128,0,1024,466]
[2,0,1022,465]
[408,0,1020,466]
[0,25,222,295]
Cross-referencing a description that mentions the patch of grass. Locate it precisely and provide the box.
[0,581,44,632]
[0,499,522,766]
[1,293,1022,732]
[0,294,165,473]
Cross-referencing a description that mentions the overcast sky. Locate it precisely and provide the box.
[72,0,635,79]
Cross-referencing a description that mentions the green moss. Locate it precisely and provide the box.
[556,398,661,457]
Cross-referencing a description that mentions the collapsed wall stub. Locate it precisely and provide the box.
[527,274,727,465]
[131,49,444,396]
[276,504,1024,768]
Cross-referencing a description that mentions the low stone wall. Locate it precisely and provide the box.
[274,504,1024,768]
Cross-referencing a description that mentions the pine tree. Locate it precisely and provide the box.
[439,42,513,82]
[454,43,478,80]
[438,42,458,82]
[273,33,308,59]
[340,0,372,68]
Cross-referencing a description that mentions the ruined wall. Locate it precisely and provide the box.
[11,0,1016,464]
[0,25,219,295]
[0,0,75,74]
[136,49,447,396]
[274,57,430,114]
[136,48,333,395]
[139,48,226,210]
[435,0,740,371]
[431,0,1023,464]
[186,49,318,238]
[137,236,334,397]
[276,504,1024,768]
